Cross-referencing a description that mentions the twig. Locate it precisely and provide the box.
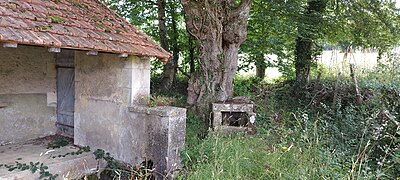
[350,64,363,105]
[332,70,341,108]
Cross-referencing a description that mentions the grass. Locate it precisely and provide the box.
[180,121,340,179]
[181,134,269,179]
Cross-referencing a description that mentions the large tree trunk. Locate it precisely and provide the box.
[255,53,266,79]
[294,0,327,88]
[158,0,176,90]
[295,37,312,86]
[170,8,179,84]
[162,2,180,89]
[157,0,169,51]
[181,0,251,114]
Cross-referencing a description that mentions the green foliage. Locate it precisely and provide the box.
[94,149,128,178]
[233,75,264,97]
[180,133,271,179]
[0,162,58,180]
[102,0,197,77]
[93,149,153,179]
[325,0,400,52]
[51,146,90,159]
[47,136,71,149]
[241,0,399,82]
[240,0,300,75]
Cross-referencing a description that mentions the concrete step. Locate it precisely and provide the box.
[0,139,99,180]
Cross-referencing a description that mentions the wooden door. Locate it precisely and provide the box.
[56,50,75,137]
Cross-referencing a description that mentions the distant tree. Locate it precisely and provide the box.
[240,0,300,79]
[181,0,252,114]
[326,0,400,55]
[241,0,399,84]
[294,0,327,87]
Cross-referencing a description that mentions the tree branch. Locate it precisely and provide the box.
[231,0,252,16]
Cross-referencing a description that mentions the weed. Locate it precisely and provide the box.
[47,136,70,149]
[0,161,58,179]
[93,149,154,179]
[144,95,176,107]
[51,146,90,159]
[47,15,64,24]
[40,25,52,31]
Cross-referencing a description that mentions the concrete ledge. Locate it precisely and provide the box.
[129,105,186,117]
[212,103,254,112]
[0,102,8,108]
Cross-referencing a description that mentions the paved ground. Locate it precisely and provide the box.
[0,137,99,180]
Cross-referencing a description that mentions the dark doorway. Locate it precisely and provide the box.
[56,49,75,137]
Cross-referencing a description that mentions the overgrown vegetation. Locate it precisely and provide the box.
[175,64,400,179]
[144,95,176,107]
[91,149,153,180]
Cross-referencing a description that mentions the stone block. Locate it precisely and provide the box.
[130,105,186,179]
[212,100,256,132]
[47,92,57,107]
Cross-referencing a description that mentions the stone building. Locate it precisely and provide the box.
[0,0,186,178]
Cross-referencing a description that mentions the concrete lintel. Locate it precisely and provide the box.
[86,50,98,56]
[212,103,254,112]
[119,53,129,58]
[48,47,61,53]
[129,105,186,117]
[3,43,17,48]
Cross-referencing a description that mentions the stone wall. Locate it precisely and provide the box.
[0,45,57,144]
[74,52,150,164]
[74,52,187,178]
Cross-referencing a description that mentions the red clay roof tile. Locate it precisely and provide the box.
[0,0,170,62]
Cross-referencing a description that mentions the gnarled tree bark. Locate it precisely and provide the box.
[181,0,251,115]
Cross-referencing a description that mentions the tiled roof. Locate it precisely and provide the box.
[0,0,170,62]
